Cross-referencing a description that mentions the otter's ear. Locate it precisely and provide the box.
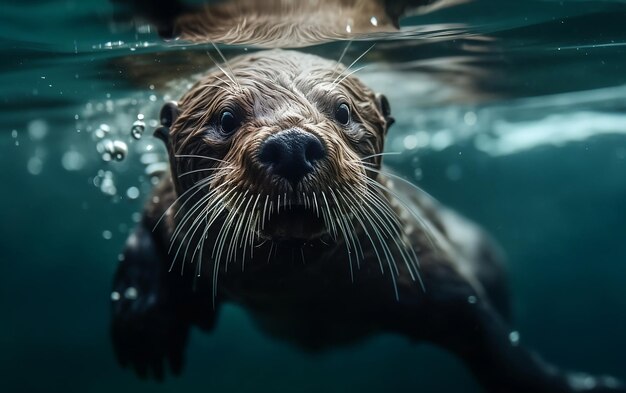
[154,101,179,144]
[375,93,395,133]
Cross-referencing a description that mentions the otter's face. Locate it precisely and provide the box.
[164,51,392,244]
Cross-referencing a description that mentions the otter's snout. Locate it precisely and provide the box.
[258,128,325,187]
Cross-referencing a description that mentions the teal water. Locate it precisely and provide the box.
[1,1,626,392]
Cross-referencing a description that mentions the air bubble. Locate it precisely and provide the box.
[464,111,477,126]
[98,139,128,162]
[140,152,160,164]
[110,291,121,301]
[62,150,86,171]
[124,287,138,300]
[131,120,145,139]
[27,119,48,140]
[403,135,418,150]
[508,331,520,346]
[94,124,111,139]
[145,162,168,178]
[126,186,140,200]
[467,295,477,304]
[27,157,43,175]
[102,230,113,240]
[99,171,117,196]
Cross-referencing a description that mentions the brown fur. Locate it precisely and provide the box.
[111,49,626,393]
[169,50,387,234]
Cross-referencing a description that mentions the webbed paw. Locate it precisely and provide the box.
[110,225,190,380]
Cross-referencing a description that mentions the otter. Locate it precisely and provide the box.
[111,50,625,392]
[112,0,464,47]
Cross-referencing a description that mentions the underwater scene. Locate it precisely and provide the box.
[1,0,626,392]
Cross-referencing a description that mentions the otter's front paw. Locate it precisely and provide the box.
[110,226,189,380]
[111,281,189,380]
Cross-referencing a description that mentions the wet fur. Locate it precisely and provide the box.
[111,49,625,392]
[112,0,458,47]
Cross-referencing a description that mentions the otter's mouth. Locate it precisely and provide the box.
[260,204,326,242]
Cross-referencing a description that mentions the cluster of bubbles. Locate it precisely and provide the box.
[72,89,173,240]
[97,137,128,162]
[93,170,117,196]
[15,118,89,176]
[82,94,168,181]
[93,121,138,162]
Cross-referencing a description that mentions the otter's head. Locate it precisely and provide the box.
[157,50,394,245]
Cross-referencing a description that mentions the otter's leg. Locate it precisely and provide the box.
[411,265,625,393]
[110,221,216,380]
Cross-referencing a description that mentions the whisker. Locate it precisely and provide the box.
[172,189,226,266]
[170,181,231,242]
[341,188,400,298]
[362,175,440,253]
[201,83,234,94]
[332,43,375,86]
[262,194,269,230]
[323,190,354,281]
[357,186,422,286]
[175,154,230,165]
[355,164,435,202]
[230,193,254,266]
[330,187,364,265]
[210,42,242,92]
[360,152,402,161]
[206,50,237,92]
[321,191,338,240]
[152,176,212,232]
[245,194,261,262]
[267,242,274,264]
[191,215,208,277]
[333,65,368,89]
[224,191,251,267]
[332,40,353,77]
[178,167,232,178]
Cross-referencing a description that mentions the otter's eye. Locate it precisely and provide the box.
[220,111,240,135]
[335,103,350,125]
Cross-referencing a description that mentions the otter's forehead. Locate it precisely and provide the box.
[241,74,332,119]
[230,50,339,80]
[231,52,340,113]
[201,51,345,117]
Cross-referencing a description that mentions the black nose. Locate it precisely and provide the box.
[258,128,325,187]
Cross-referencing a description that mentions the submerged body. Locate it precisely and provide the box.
[111,50,624,392]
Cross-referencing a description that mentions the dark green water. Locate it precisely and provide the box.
[1,1,626,392]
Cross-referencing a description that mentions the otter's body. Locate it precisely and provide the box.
[111,50,624,392]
